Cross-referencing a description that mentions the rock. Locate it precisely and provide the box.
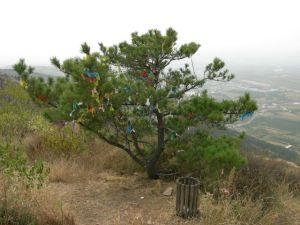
[147,220,153,225]
[163,187,173,196]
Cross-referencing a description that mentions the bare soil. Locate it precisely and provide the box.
[46,172,197,225]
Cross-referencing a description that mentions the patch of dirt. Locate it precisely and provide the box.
[46,172,193,225]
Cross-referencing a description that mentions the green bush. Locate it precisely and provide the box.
[166,131,246,179]
[0,77,88,156]
[27,115,89,156]
[0,78,37,137]
[0,141,48,189]
[0,111,34,137]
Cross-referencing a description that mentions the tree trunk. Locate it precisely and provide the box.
[144,111,165,179]
[146,160,159,179]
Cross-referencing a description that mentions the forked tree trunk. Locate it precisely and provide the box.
[146,160,159,179]
[144,113,165,179]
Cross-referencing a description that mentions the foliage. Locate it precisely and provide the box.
[0,141,48,189]
[233,156,300,200]
[0,79,37,137]
[0,77,87,157]
[27,115,88,156]
[170,131,246,178]
[13,28,257,178]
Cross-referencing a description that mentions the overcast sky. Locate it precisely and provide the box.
[0,0,299,68]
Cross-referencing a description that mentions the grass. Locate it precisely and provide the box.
[0,175,75,225]
[9,140,297,225]
[34,138,142,184]
[1,133,300,225]
[0,206,37,225]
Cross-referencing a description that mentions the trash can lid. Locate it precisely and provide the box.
[176,177,199,185]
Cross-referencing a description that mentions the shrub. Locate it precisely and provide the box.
[165,131,246,180]
[232,155,300,208]
[0,78,37,137]
[25,115,89,158]
[0,141,48,189]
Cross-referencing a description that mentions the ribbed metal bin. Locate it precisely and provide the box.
[176,177,200,218]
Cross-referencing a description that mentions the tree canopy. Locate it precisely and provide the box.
[14,28,257,179]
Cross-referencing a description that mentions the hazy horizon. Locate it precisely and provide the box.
[1,0,300,69]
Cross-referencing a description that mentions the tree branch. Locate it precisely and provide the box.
[78,122,145,167]
[131,132,146,157]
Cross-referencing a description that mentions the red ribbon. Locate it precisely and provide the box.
[141,70,148,78]
[188,112,193,120]
[36,95,47,102]
[81,74,97,83]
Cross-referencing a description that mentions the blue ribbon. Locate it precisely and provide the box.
[84,69,99,78]
[70,101,83,117]
[124,86,131,94]
[126,121,135,134]
[240,112,253,121]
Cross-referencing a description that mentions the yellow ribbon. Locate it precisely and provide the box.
[109,104,114,112]
[19,79,27,89]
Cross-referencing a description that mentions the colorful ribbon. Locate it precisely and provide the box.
[188,112,193,120]
[69,101,83,117]
[81,69,99,83]
[84,69,99,78]
[146,98,150,106]
[126,121,135,134]
[87,105,96,114]
[36,95,47,102]
[240,112,253,121]
[19,79,28,89]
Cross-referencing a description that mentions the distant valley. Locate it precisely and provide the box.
[203,66,300,159]
[0,66,64,78]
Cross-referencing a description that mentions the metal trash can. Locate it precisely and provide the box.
[176,177,200,218]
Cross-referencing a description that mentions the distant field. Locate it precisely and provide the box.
[252,116,300,134]
[205,71,300,154]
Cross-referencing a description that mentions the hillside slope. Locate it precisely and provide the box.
[215,128,299,163]
[0,66,64,78]
[183,126,299,164]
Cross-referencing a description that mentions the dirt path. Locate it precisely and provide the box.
[46,172,187,225]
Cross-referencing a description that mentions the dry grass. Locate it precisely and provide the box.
[199,192,290,225]
[47,158,89,183]
[45,139,142,184]
[77,139,142,174]
[31,189,76,225]
[107,189,300,225]
[23,132,142,185]
[14,131,300,225]
[0,175,76,225]
[44,169,300,225]
[24,132,141,173]
[2,153,300,225]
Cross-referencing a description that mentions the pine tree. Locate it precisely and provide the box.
[14,28,257,179]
